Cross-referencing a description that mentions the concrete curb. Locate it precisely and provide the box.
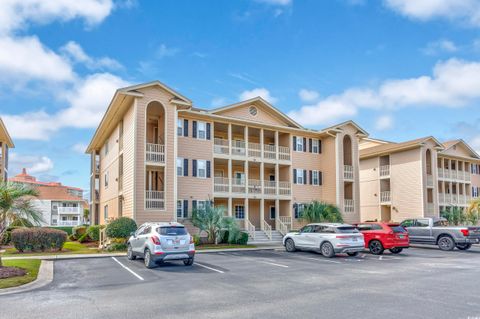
[1,246,284,261]
[0,260,53,296]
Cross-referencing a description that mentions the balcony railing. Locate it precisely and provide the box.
[379,165,390,177]
[248,142,261,158]
[214,179,291,196]
[231,140,246,156]
[213,139,290,161]
[214,138,229,155]
[465,171,471,182]
[57,207,82,214]
[264,144,276,160]
[264,181,276,195]
[380,191,391,203]
[248,179,262,194]
[214,177,229,193]
[146,143,165,163]
[232,178,246,193]
[344,199,354,213]
[57,220,82,226]
[344,165,354,181]
[278,146,290,161]
[146,190,165,210]
[278,181,291,196]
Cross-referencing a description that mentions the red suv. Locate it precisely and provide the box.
[355,222,409,255]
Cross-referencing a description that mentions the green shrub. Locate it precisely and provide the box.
[11,228,67,252]
[1,226,26,245]
[73,225,87,237]
[106,217,137,239]
[48,226,74,235]
[78,233,89,243]
[86,225,103,241]
[192,234,201,246]
[106,242,127,251]
[235,232,249,245]
[68,234,76,241]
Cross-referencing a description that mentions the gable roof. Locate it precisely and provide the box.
[440,139,480,159]
[319,120,369,137]
[360,136,443,159]
[0,117,14,148]
[118,80,192,105]
[210,97,303,129]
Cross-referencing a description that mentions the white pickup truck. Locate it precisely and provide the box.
[400,217,480,251]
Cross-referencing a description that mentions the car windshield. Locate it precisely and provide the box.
[388,225,407,233]
[157,226,187,236]
[335,226,358,233]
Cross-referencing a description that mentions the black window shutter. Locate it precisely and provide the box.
[293,203,298,218]
[206,123,211,140]
[319,140,322,154]
[303,138,307,152]
[319,171,323,185]
[293,169,297,184]
[192,160,197,177]
[303,170,307,184]
[206,161,211,178]
[309,170,313,185]
[184,119,189,137]
[184,159,188,176]
[192,200,197,210]
[293,136,297,151]
[183,200,188,218]
[192,121,197,138]
[309,139,312,153]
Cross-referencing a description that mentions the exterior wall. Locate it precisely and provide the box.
[122,103,136,219]
[33,200,52,226]
[420,140,439,218]
[216,102,291,127]
[359,157,380,221]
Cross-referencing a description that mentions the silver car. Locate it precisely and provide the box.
[127,222,195,268]
[283,223,365,258]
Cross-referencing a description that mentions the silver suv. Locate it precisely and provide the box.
[127,222,195,268]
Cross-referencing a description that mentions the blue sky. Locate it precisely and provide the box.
[1,0,480,194]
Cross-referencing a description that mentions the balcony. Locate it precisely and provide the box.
[231,140,246,156]
[214,138,229,155]
[264,181,276,195]
[278,146,290,161]
[264,145,276,160]
[214,179,291,196]
[214,138,290,162]
[247,142,261,158]
[464,171,471,182]
[145,190,165,210]
[379,165,390,178]
[214,177,229,193]
[146,143,165,164]
[248,179,262,194]
[232,178,246,193]
[344,165,354,181]
[57,220,82,226]
[380,191,391,204]
[57,207,82,215]
[278,181,291,196]
[344,199,354,213]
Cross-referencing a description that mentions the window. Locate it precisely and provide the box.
[295,137,304,152]
[104,205,108,220]
[62,216,67,221]
[197,160,206,178]
[177,118,183,136]
[104,172,109,188]
[312,170,319,186]
[249,106,258,116]
[401,219,414,227]
[72,216,78,221]
[416,219,430,227]
[356,224,373,231]
[177,158,184,176]
[197,121,206,139]
[296,169,305,184]
[473,187,479,198]
[235,205,245,219]
[104,140,109,156]
[177,200,184,218]
[197,200,207,210]
[300,225,313,233]
[294,203,306,219]
[312,139,319,153]
[158,226,187,236]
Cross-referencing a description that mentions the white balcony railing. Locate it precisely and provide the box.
[279,216,292,229]
[57,207,82,214]
[465,171,471,182]
[214,177,229,193]
[57,220,82,226]
[379,165,390,177]
[214,138,229,155]
[438,193,445,205]
[276,218,289,236]
[248,179,262,194]
[232,178,246,193]
[380,191,391,203]
[344,199,354,213]
[264,181,276,195]
[438,169,444,179]
[278,181,291,196]
[278,146,291,161]
[146,143,165,163]
[248,142,262,158]
[444,169,451,179]
[146,190,165,210]
[451,170,458,180]
[344,165,354,181]
[264,144,276,160]
[231,140,246,156]
[445,194,452,204]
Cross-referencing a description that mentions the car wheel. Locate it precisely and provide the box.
[389,248,403,254]
[144,249,156,269]
[456,243,472,251]
[285,238,297,252]
[347,252,358,257]
[127,244,136,260]
[369,240,384,255]
[438,236,455,251]
[320,242,335,258]
[184,257,194,266]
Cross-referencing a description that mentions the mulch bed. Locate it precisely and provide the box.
[0,266,27,279]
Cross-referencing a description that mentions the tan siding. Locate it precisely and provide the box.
[122,103,136,219]
[359,156,380,221]
[215,102,292,127]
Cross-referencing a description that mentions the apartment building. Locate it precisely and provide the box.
[359,137,480,222]
[86,81,368,237]
[0,117,14,182]
[10,169,87,226]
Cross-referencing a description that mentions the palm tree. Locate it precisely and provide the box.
[0,182,42,266]
[191,203,240,244]
[301,201,343,223]
[467,198,480,225]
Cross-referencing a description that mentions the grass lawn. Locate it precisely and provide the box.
[197,244,255,250]
[1,241,101,257]
[0,259,41,289]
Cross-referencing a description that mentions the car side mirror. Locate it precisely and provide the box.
[130,231,136,237]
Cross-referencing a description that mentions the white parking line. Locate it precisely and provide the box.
[195,262,225,274]
[304,257,341,264]
[111,257,144,281]
[259,261,289,268]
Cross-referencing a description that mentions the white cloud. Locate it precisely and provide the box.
[289,58,480,126]
[375,115,394,131]
[298,89,320,102]
[0,0,114,35]
[255,0,292,5]
[211,97,227,108]
[9,153,54,175]
[156,44,179,59]
[384,0,480,27]
[60,41,122,70]
[421,39,458,55]
[2,73,130,140]
[239,88,278,104]
[72,142,88,154]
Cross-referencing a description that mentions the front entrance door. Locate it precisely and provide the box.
[269,206,276,220]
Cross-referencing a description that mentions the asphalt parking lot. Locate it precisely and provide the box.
[2,246,480,319]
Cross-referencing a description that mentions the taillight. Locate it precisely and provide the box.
[461,229,469,237]
[190,235,194,244]
[150,236,161,245]
[336,235,350,239]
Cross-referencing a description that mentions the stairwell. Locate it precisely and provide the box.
[249,230,284,245]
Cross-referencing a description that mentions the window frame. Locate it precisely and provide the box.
[197,160,207,178]
[177,118,183,136]
[197,121,207,140]
[295,136,304,153]
[312,139,319,153]
[177,157,184,176]
[312,170,319,186]
[177,200,184,218]
[296,169,305,185]
[104,171,109,189]
[104,205,108,221]
[234,205,245,219]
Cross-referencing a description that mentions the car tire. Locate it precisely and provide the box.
[285,238,297,252]
[184,257,194,266]
[320,242,335,258]
[347,252,359,257]
[389,248,403,254]
[144,249,156,269]
[127,244,136,260]
[438,236,455,251]
[456,243,472,251]
[369,240,384,255]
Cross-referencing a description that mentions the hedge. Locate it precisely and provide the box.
[1,226,27,245]
[86,225,103,242]
[11,228,67,252]
[106,217,137,239]
[47,226,74,235]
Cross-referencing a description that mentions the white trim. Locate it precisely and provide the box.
[269,205,276,220]
[133,98,138,222]
[173,108,178,221]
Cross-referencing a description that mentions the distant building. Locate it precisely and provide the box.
[0,117,14,182]
[10,169,87,226]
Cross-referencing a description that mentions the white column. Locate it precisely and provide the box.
[260,162,264,195]
[275,131,279,160]
[228,159,232,194]
[228,123,232,156]
[228,197,232,217]
[275,199,279,220]
[260,128,264,159]
[260,198,265,230]
[148,170,152,191]
[275,163,280,195]
[245,126,249,157]
[244,197,249,229]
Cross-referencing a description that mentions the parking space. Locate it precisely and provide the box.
[2,246,480,319]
